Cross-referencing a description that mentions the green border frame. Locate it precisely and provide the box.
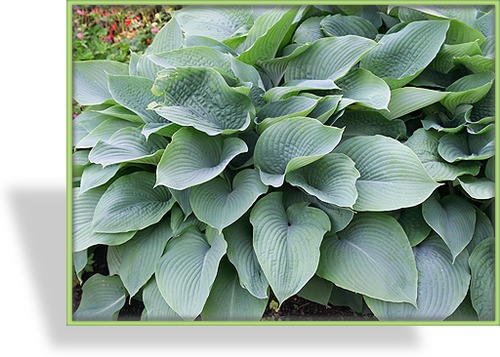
[66,0,500,326]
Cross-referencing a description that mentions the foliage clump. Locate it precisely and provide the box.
[72,5,496,322]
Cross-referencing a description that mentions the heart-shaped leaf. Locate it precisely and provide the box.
[156,127,248,190]
[334,135,440,211]
[141,277,182,321]
[318,213,418,305]
[469,238,495,320]
[250,192,331,305]
[254,117,343,187]
[286,152,360,208]
[365,235,471,321]
[422,192,476,261]
[155,227,227,320]
[190,169,268,232]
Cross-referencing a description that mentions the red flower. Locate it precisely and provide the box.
[125,19,131,27]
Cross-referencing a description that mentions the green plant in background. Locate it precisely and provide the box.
[71,4,496,322]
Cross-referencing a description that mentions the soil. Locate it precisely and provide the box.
[72,245,376,322]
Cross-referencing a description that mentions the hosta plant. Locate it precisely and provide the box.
[71,4,496,322]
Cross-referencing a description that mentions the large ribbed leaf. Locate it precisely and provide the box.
[383,87,449,120]
[147,46,233,74]
[92,172,175,234]
[297,275,333,306]
[334,135,440,211]
[72,187,136,252]
[225,215,269,299]
[250,192,331,305]
[321,14,378,39]
[422,193,476,261]
[441,72,495,112]
[79,163,121,195]
[73,274,126,321]
[152,67,254,136]
[114,219,172,298]
[458,176,495,200]
[285,36,377,82]
[190,169,268,232]
[365,235,471,321]
[293,16,325,44]
[263,79,339,102]
[255,96,318,131]
[155,227,227,320]
[438,126,495,162]
[333,110,406,139]
[336,68,391,110]
[173,6,253,43]
[201,258,267,321]
[318,213,418,305]
[469,238,495,320]
[156,127,248,190]
[108,75,164,123]
[398,206,432,247]
[73,60,128,105]
[405,128,481,181]
[286,153,360,208]
[360,20,449,88]
[88,127,167,167]
[467,206,495,254]
[75,117,140,149]
[141,277,182,321]
[238,7,300,64]
[432,41,482,73]
[254,117,343,187]
[145,17,183,55]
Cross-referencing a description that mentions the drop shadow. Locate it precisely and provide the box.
[10,187,420,350]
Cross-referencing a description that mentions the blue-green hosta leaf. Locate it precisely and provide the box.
[148,46,233,75]
[293,16,325,44]
[156,127,248,190]
[168,188,192,217]
[225,214,269,299]
[410,66,461,89]
[79,163,121,195]
[141,277,182,321]
[92,172,175,234]
[286,153,360,208]
[398,206,432,247]
[394,6,477,25]
[446,19,485,45]
[108,75,164,123]
[431,41,482,73]
[360,20,449,88]
[333,110,406,139]
[256,96,318,132]
[445,294,478,321]
[238,7,300,65]
[114,219,173,298]
[383,87,449,120]
[285,35,377,82]
[190,169,268,232]
[73,250,88,284]
[72,187,137,252]
[96,105,144,123]
[467,206,495,254]
[73,274,126,321]
[334,135,440,211]
[475,10,494,37]
[73,150,90,178]
[170,205,206,238]
[365,235,471,321]
[307,95,342,123]
[173,6,253,43]
[321,14,378,39]
[152,67,254,136]
[141,122,181,140]
[145,17,183,55]
[155,227,227,320]
[75,117,141,149]
[250,192,331,305]
[297,275,333,306]
[184,34,237,55]
[254,117,343,187]
[421,104,472,134]
[405,128,481,181]
[438,126,495,163]
[458,176,495,200]
[73,60,128,105]
[263,79,339,102]
[88,127,167,167]
[469,238,495,320]
[318,213,418,305]
[441,72,495,112]
[480,35,495,57]
[453,54,494,74]
[422,193,476,261]
[336,68,391,110]
[470,86,494,122]
[329,284,364,314]
[201,258,267,321]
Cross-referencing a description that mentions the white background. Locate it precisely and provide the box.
[0,1,497,355]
